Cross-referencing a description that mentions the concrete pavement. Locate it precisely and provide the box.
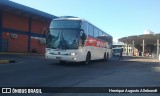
[0,52,43,64]
[0,54,160,96]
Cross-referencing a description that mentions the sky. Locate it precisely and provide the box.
[9,0,160,42]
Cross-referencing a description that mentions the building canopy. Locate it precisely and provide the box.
[118,33,160,45]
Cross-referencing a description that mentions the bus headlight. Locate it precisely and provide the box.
[70,52,76,56]
[46,51,50,54]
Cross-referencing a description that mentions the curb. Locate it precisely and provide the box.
[0,53,44,56]
[0,59,16,64]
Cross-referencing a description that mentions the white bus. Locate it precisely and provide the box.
[45,16,113,64]
[113,47,123,56]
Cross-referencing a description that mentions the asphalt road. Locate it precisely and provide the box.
[0,54,160,96]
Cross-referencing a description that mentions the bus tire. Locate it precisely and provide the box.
[103,53,107,62]
[85,52,91,65]
[106,53,109,61]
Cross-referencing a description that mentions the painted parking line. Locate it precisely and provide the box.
[0,60,10,64]
[0,59,16,64]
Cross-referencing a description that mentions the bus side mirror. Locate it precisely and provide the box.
[80,30,86,46]
[80,31,83,36]
[81,31,86,39]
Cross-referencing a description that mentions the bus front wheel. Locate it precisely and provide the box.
[103,53,107,62]
[85,52,91,65]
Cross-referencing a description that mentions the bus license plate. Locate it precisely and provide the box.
[56,57,61,60]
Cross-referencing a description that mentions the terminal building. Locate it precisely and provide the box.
[0,1,57,53]
[119,30,160,57]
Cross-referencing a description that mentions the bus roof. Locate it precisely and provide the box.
[53,16,112,37]
[53,16,82,21]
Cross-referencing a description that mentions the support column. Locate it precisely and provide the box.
[142,39,145,56]
[0,10,3,52]
[157,39,159,57]
[28,17,32,53]
[132,40,135,56]
[127,42,128,55]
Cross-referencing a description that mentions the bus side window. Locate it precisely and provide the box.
[94,28,99,38]
[109,43,113,49]
[88,24,94,37]
[81,21,87,35]
[99,30,102,37]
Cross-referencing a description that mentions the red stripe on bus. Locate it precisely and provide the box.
[84,37,108,48]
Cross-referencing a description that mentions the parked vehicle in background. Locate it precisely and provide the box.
[113,47,122,56]
[45,16,113,64]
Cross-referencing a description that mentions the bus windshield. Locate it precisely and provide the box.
[46,29,79,49]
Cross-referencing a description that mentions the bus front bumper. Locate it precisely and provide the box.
[45,53,78,62]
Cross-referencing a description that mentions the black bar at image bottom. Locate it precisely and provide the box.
[0,87,160,93]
